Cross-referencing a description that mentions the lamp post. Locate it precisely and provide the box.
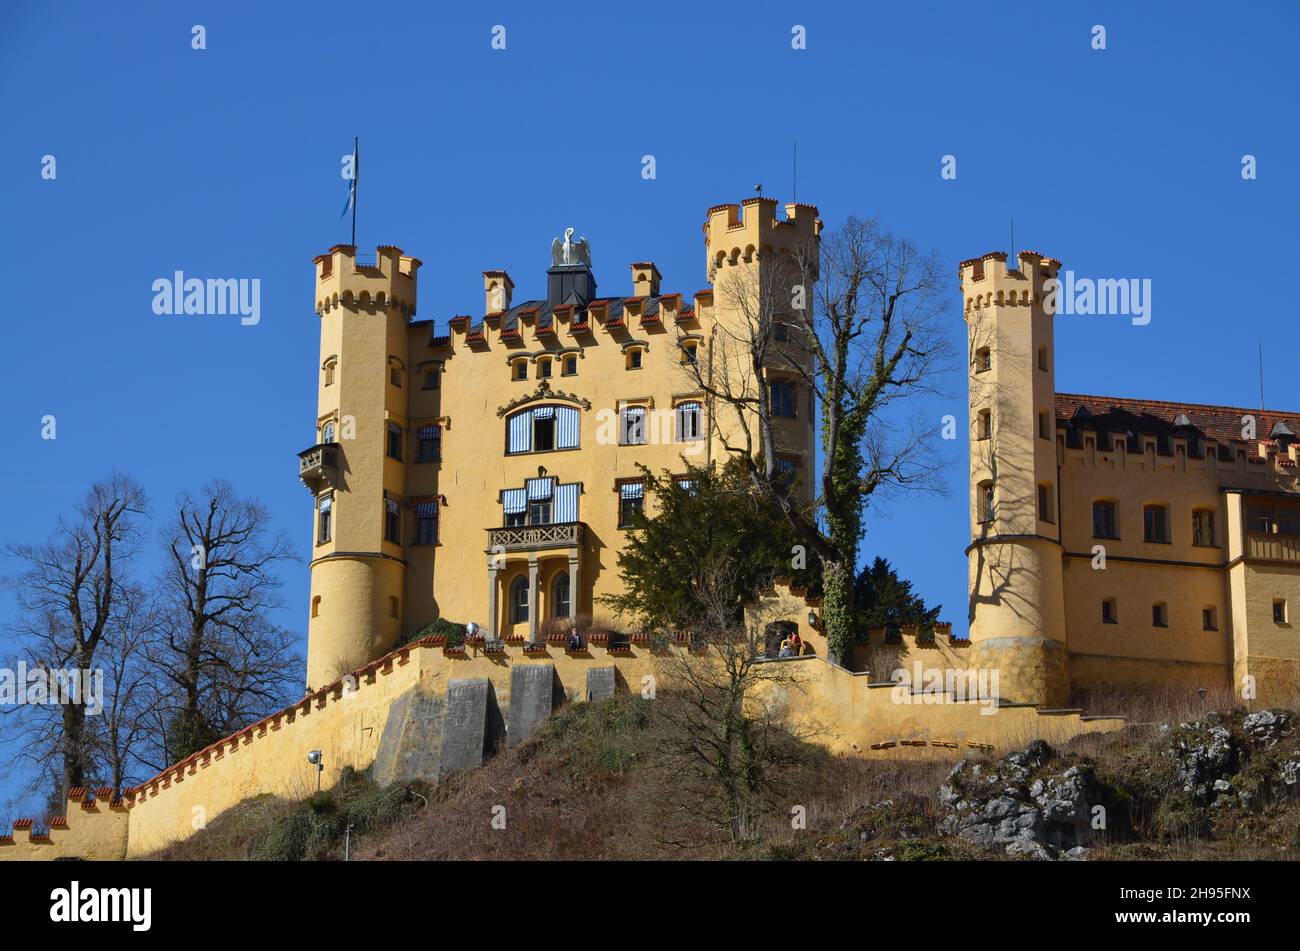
[307,749,323,791]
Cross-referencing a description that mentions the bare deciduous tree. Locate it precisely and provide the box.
[650,559,813,844]
[1,473,149,803]
[150,480,299,765]
[682,215,952,664]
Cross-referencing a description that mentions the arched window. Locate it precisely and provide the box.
[552,572,570,619]
[311,596,322,618]
[321,421,336,444]
[506,405,580,454]
[510,576,530,625]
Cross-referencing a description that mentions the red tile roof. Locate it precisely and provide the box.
[1056,392,1300,447]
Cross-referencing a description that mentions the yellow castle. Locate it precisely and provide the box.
[6,201,1298,860]
[300,197,819,690]
[962,251,1300,708]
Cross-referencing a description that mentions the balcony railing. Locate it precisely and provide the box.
[1245,532,1300,563]
[487,521,586,552]
[298,443,340,492]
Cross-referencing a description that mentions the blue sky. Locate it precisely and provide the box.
[1,1,1297,809]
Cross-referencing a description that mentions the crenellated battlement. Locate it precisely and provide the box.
[961,249,1061,318]
[704,197,821,280]
[0,786,129,861]
[314,243,421,317]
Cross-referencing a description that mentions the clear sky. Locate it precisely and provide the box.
[1,1,1297,811]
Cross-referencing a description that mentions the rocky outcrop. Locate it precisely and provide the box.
[938,740,1106,860]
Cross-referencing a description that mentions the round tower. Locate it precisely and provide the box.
[301,244,421,689]
[962,250,1069,707]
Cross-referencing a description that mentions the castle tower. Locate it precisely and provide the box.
[702,198,821,498]
[961,250,1069,706]
[301,244,422,689]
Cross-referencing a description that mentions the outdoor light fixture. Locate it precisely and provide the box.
[307,749,323,790]
[808,610,819,629]
[466,621,480,640]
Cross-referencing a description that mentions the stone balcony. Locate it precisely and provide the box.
[487,521,586,553]
[1245,531,1300,564]
[298,443,340,492]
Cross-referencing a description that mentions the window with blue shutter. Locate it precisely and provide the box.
[676,401,702,441]
[621,407,647,445]
[556,406,580,448]
[417,425,441,463]
[415,499,439,545]
[554,483,580,523]
[507,410,533,454]
[502,488,527,527]
[618,480,644,528]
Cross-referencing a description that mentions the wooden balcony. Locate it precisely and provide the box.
[298,443,340,492]
[1245,532,1300,564]
[487,521,586,553]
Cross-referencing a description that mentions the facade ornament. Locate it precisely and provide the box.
[496,378,591,416]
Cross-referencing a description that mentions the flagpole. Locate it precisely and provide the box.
[351,137,358,248]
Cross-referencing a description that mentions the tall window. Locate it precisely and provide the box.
[552,572,570,619]
[773,322,790,342]
[977,410,991,440]
[418,425,441,463]
[618,481,645,528]
[384,496,400,544]
[1143,504,1170,543]
[533,407,556,451]
[978,481,995,523]
[1192,509,1216,546]
[562,354,578,376]
[390,365,402,387]
[510,576,530,625]
[1093,500,1118,539]
[1038,411,1051,440]
[975,347,991,372]
[317,495,332,544]
[1102,598,1117,624]
[387,422,403,461]
[1037,346,1048,371]
[415,500,438,545]
[621,406,647,445]
[677,402,702,442]
[324,361,336,386]
[770,381,796,418]
[321,421,336,444]
[1037,483,1054,523]
[1203,607,1218,631]
[1275,599,1289,624]
[1152,602,1168,628]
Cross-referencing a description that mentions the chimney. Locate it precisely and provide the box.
[630,262,661,298]
[483,270,513,314]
